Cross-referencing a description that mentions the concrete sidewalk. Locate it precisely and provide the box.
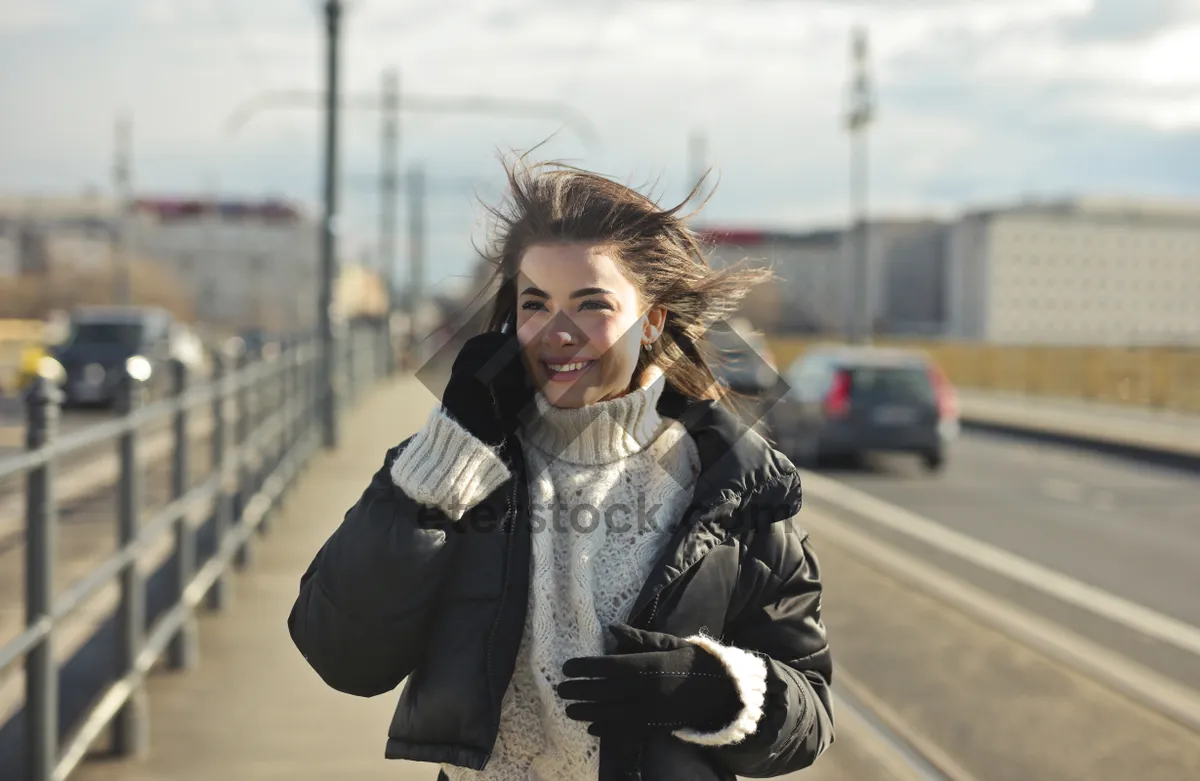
[66,374,904,781]
[957,389,1200,459]
[71,375,445,781]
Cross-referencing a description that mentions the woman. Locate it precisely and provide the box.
[288,159,835,781]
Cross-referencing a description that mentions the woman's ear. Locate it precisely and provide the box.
[641,305,667,347]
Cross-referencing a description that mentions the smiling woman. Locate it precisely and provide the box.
[479,157,775,407]
[515,243,664,408]
[289,156,835,781]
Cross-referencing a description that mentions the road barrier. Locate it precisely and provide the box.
[0,323,394,781]
[765,337,1200,414]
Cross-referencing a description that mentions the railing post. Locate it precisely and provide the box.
[289,335,301,452]
[345,325,356,407]
[275,339,288,470]
[167,359,198,670]
[25,377,62,781]
[112,368,149,758]
[207,348,231,611]
[384,313,395,377]
[233,349,253,569]
[379,319,389,382]
[307,337,319,441]
[257,346,278,537]
[380,319,390,381]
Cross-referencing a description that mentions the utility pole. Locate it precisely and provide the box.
[111,115,133,306]
[380,69,400,373]
[201,174,220,325]
[380,69,400,289]
[318,0,342,449]
[406,164,425,360]
[223,67,598,380]
[688,130,708,207]
[844,26,875,344]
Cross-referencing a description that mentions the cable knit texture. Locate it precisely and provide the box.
[388,406,512,520]
[392,372,766,780]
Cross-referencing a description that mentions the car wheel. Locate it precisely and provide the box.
[921,449,945,473]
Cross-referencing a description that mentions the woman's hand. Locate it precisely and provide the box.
[557,624,748,740]
[442,331,535,447]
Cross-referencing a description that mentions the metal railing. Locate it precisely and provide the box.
[0,322,394,781]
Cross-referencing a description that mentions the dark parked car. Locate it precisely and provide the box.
[45,307,175,408]
[706,318,779,434]
[768,344,959,472]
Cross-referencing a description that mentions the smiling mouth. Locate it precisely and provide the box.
[542,359,595,381]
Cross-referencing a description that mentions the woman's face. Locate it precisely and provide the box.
[515,242,665,408]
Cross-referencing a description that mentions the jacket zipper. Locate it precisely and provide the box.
[481,451,519,767]
[631,551,711,630]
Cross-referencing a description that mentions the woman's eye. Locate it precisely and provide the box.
[520,300,545,312]
[579,300,612,311]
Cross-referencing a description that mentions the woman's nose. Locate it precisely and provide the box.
[541,312,583,347]
[547,329,574,345]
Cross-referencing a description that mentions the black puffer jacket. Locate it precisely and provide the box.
[288,388,835,780]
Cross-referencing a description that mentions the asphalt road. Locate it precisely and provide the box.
[805,428,1200,693]
[811,509,1200,781]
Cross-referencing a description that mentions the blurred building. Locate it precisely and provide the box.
[702,195,1200,346]
[0,195,113,277]
[946,197,1200,345]
[0,194,322,331]
[129,197,319,331]
[699,220,945,336]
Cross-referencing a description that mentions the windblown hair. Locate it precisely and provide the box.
[476,154,774,403]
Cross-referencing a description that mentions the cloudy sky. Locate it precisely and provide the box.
[3,0,1199,293]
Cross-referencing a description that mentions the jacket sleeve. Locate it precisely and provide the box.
[287,425,510,698]
[703,517,835,777]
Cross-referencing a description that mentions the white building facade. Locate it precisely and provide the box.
[946,198,1200,345]
[127,198,320,331]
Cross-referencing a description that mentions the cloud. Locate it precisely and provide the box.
[2,0,1200,292]
[0,1,80,34]
[1058,0,1199,41]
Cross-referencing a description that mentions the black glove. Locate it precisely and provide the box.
[442,331,535,447]
[557,624,742,739]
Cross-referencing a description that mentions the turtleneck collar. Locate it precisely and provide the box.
[520,367,669,466]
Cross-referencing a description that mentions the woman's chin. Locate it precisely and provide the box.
[539,384,585,408]
[538,379,606,409]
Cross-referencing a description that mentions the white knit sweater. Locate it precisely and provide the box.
[390,374,768,780]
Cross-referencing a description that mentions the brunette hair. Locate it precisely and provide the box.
[474,154,774,403]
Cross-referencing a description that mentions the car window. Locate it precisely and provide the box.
[67,322,144,349]
[845,364,935,404]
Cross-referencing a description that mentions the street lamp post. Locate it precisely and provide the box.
[844,26,875,345]
[380,70,400,374]
[111,115,134,306]
[318,0,343,448]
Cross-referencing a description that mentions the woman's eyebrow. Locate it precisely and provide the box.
[519,286,614,299]
[570,287,614,298]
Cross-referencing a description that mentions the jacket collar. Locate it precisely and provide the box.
[657,387,802,529]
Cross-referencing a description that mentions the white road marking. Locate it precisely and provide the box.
[807,507,1200,735]
[801,468,1200,658]
[1041,476,1086,503]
